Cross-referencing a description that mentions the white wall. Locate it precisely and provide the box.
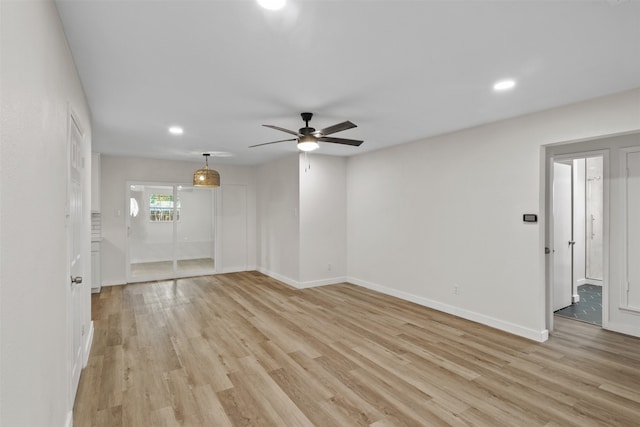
[256,154,300,285]
[299,154,347,286]
[100,155,256,285]
[347,89,640,342]
[0,1,92,425]
[221,184,249,272]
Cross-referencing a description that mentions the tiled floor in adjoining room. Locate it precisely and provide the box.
[555,283,602,326]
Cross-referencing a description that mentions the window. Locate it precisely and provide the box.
[149,194,180,221]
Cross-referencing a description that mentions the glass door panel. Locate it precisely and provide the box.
[127,182,215,282]
[177,186,215,273]
[129,184,175,279]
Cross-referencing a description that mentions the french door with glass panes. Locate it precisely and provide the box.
[126,182,216,282]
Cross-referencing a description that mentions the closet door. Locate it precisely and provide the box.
[626,151,640,310]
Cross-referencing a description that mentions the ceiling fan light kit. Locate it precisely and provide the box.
[193,153,220,187]
[297,135,319,152]
[250,112,363,152]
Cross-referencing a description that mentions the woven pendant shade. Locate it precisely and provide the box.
[193,153,220,187]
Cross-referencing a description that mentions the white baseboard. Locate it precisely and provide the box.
[257,267,299,288]
[346,276,549,343]
[577,278,603,287]
[572,294,581,303]
[64,410,73,427]
[298,276,348,289]
[605,321,640,338]
[100,279,126,287]
[256,268,346,289]
[83,321,94,368]
[220,266,250,274]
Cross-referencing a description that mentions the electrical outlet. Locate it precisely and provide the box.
[453,285,460,295]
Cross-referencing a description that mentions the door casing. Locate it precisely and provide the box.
[546,150,609,332]
[67,111,85,406]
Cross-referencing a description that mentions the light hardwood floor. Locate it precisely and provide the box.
[74,272,640,426]
[131,258,215,278]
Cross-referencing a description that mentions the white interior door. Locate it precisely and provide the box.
[553,162,573,311]
[626,151,640,309]
[68,114,84,401]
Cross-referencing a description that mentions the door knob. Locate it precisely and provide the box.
[71,276,83,285]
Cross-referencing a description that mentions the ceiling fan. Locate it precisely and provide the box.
[250,112,363,152]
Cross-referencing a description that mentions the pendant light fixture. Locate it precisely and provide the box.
[193,153,220,187]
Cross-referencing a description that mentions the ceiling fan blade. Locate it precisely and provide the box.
[318,121,356,136]
[249,138,297,148]
[262,124,300,136]
[318,136,363,146]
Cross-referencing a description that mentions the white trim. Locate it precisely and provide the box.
[100,279,126,287]
[546,149,610,332]
[298,276,348,289]
[605,321,640,338]
[83,321,94,368]
[257,267,347,289]
[620,147,640,311]
[257,267,299,288]
[619,305,640,315]
[577,278,602,286]
[347,276,549,343]
[221,266,250,274]
[572,294,581,303]
[64,410,73,427]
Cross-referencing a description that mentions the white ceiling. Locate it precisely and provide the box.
[55,0,640,166]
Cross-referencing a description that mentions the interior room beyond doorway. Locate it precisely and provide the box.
[127,182,216,282]
[553,156,604,326]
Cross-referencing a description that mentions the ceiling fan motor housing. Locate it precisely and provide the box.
[299,126,316,136]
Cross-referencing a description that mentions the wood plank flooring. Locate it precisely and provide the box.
[73,272,640,426]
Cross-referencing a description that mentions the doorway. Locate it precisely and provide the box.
[67,112,85,404]
[126,182,216,282]
[550,154,605,326]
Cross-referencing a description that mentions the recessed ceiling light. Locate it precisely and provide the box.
[257,0,286,11]
[493,79,516,91]
[168,126,184,135]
